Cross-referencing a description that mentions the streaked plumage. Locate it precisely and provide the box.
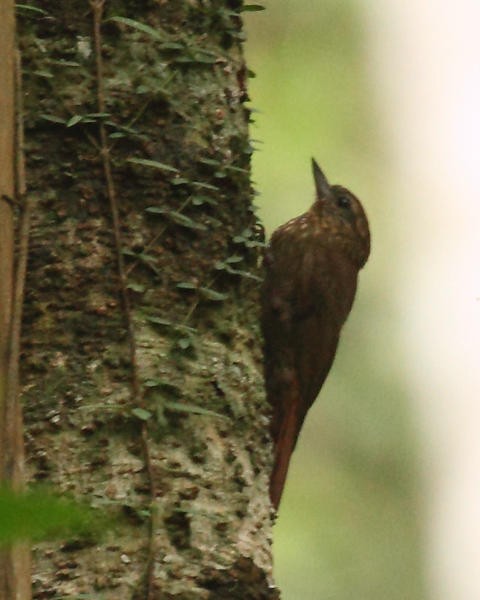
[261,159,370,510]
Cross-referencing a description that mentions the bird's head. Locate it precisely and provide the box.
[310,158,370,268]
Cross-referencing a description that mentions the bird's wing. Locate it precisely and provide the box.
[263,226,345,510]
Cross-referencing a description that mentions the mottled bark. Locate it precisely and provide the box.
[18,1,275,598]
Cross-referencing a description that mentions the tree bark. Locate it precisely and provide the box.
[0,1,32,598]
[18,1,275,598]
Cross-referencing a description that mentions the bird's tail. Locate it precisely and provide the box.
[269,383,303,511]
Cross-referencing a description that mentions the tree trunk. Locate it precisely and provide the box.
[18,1,275,598]
[0,1,32,598]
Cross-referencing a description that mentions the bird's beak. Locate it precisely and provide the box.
[311,158,331,201]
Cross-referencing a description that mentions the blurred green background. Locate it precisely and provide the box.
[245,2,425,598]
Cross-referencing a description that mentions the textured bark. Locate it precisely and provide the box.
[18,1,275,598]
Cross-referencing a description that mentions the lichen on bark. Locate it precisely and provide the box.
[18,1,276,598]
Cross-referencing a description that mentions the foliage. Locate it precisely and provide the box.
[0,487,108,544]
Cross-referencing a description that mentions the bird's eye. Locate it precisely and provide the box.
[337,196,351,209]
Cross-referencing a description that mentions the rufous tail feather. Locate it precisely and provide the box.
[269,390,302,511]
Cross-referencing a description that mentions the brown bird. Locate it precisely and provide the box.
[261,158,370,511]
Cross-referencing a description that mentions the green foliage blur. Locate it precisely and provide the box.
[245,2,425,598]
[0,487,107,545]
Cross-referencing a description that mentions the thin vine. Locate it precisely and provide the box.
[90,2,157,597]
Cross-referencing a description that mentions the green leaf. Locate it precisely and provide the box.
[191,54,217,64]
[105,120,141,134]
[169,212,207,230]
[66,115,83,127]
[57,594,102,600]
[108,16,164,41]
[164,401,226,420]
[206,217,222,228]
[127,282,146,293]
[226,267,263,282]
[198,288,228,302]
[49,59,81,67]
[144,379,162,388]
[127,157,179,173]
[225,255,243,264]
[176,282,197,290]
[191,181,220,191]
[225,165,249,174]
[144,315,173,327]
[232,235,246,244]
[40,114,66,124]
[245,239,266,248]
[143,315,197,334]
[132,407,152,421]
[241,4,266,12]
[174,56,195,64]
[175,324,197,333]
[137,252,156,263]
[15,4,50,15]
[177,338,191,350]
[191,195,218,207]
[145,207,207,231]
[230,30,246,41]
[213,257,260,281]
[33,70,53,78]
[198,158,221,167]
[159,42,184,50]
[0,488,105,543]
[85,112,110,119]
[144,206,166,215]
